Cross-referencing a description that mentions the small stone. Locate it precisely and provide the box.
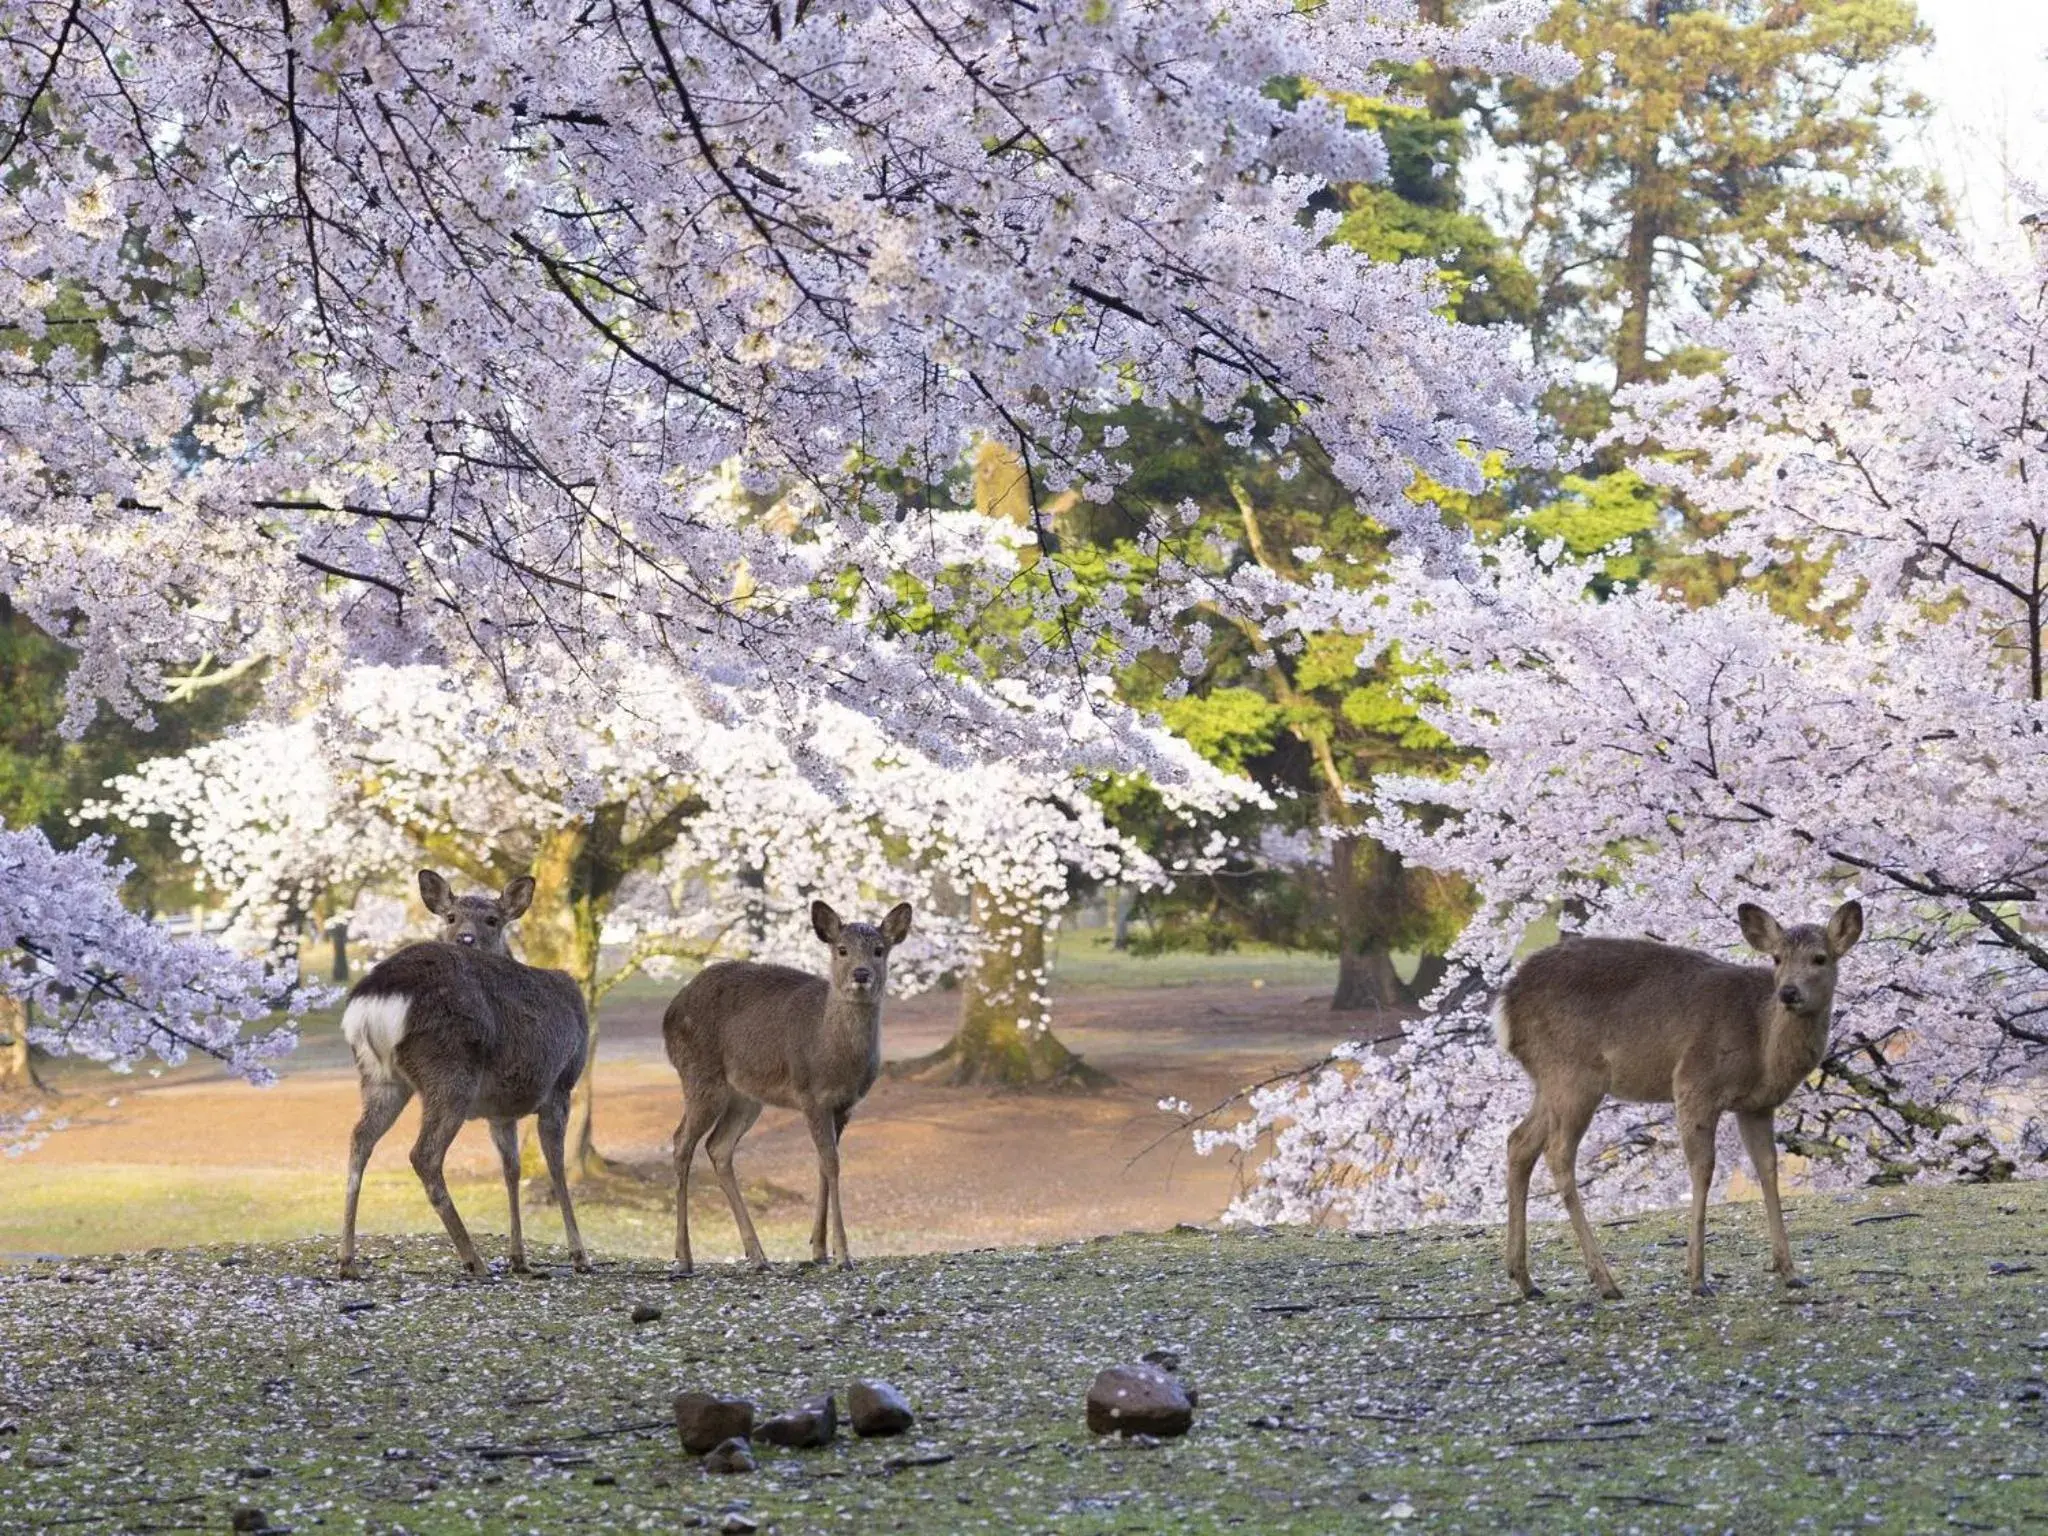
[591,1473,617,1486]
[719,1515,759,1535]
[1085,1363,1194,1438]
[381,1447,414,1462]
[673,1392,756,1455]
[702,1437,756,1474]
[338,1299,377,1315]
[25,1449,73,1468]
[0,1421,16,1436]
[217,1255,246,1268]
[630,1302,663,1324]
[1140,1348,1181,1372]
[230,1510,268,1534]
[848,1380,914,1437]
[1128,1433,1161,1449]
[758,1394,837,1449]
[237,1465,273,1479]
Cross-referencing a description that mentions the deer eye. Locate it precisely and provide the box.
[837,945,847,956]
[873,946,883,958]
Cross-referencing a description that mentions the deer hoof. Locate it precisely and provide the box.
[1781,1273,1811,1290]
[1515,1280,1545,1301]
[338,1260,364,1281]
[571,1256,593,1275]
[1691,1281,1718,1299]
[1598,1281,1625,1301]
[746,1257,771,1273]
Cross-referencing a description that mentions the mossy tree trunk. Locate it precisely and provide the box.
[1330,832,1406,1012]
[896,886,1109,1090]
[0,995,44,1094]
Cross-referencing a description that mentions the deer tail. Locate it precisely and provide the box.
[341,992,410,1084]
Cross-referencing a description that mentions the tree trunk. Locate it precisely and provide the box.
[328,920,350,983]
[521,820,610,1178]
[0,996,45,1094]
[1110,883,1131,952]
[1330,833,1406,1012]
[1614,140,1661,387]
[894,887,1110,1090]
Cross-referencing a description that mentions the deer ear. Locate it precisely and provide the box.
[501,876,535,921]
[1737,903,1785,957]
[880,902,913,946]
[1826,900,1864,957]
[418,869,453,916]
[811,901,842,943]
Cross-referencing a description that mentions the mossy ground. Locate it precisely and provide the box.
[3,1180,2044,1534]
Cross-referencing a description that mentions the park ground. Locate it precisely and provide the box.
[5,944,2046,1533]
[1,1180,2044,1533]
[0,942,1361,1262]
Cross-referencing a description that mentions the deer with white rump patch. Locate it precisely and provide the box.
[664,899,913,1272]
[1496,900,1863,1300]
[337,869,591,1278]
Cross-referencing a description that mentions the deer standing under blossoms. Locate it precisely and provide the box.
[1496,901,1863,1300]
[664,900,913,1272]
[338,870,590,1278]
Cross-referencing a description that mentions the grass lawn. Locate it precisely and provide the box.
[3,1179,2044,1534]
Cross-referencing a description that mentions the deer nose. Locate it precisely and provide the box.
[1778,985,1800,1006]
[457,933,476,945]
[852,967,874,986]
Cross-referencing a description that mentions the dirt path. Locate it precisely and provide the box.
[4,978,1390,1257]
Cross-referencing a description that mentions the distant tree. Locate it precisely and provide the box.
[1486,0,1937,394]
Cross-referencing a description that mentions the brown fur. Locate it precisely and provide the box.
[663,899,913,1272]
[337,869,591,1278]
[1497,900,1863,1300]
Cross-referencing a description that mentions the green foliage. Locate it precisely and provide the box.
[1488,0,1938,384]
[0,604,257,909]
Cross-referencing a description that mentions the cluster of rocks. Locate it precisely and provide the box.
[675,1355,1194,1476]
[673,1380,915,1474]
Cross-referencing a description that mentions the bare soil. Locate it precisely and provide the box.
[6,978,1388,1257]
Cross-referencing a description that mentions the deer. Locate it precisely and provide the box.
[1495,900,1863,1301]
[663,899,914,1273]
[337,869,592,1279]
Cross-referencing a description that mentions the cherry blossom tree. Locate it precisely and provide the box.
[1204,233,2048,1227]
[0,822,307,1151]
[0,0,1568,754]
[102,662,1238,1154]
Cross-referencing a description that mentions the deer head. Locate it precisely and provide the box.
[1737,900,1864,1017]
[417,869,535,956]
[811,900,914,998]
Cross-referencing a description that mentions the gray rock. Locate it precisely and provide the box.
[230,1510,268,1534]
[702,1437,756,1474]
[848,1380,914,1437]
[630,1302,664,1324]
[719,1515,760,1534]
[1085,1363,1194,1438]
[673,1391,757,1455]
[757,1393,837,1449]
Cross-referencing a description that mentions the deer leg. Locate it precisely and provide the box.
[488,1118,527,1274]
[1679,1102,1721,1296]
[705,1096,768,1269]
[536,1090,592,1273]
[809,1107,852,1265]
[409,1100,485,1276]
[1737,1109,1803,1287]
[339,1078,412,1278]
[671,1089,725,1275]
[804,1105,853,1269]
[1505,1097,1549,1299]
[1546,1089,1622,1301]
